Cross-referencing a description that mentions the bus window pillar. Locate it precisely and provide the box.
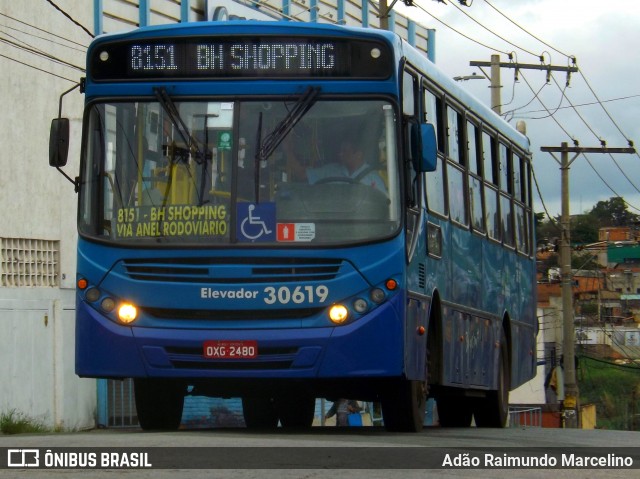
[384,105,398,221]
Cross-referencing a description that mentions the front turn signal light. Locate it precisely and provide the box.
[118,303,138,324]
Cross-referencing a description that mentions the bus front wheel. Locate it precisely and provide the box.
[134,379,184,430]
[381,379,426,432]
[242,397,279,428]
[275,395,315,429]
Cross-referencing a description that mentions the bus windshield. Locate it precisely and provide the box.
[79,98,400,246]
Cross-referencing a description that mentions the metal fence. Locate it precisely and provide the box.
[508,406,542,428]
[98,378,138,428]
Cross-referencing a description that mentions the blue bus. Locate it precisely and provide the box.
[49,20,537,432]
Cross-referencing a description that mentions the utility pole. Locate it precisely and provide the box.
[490,54,501,115]
[379,0,389,30]
[469,57,578,115]
[540,143,636,428]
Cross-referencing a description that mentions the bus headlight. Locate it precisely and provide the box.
[117,303,138,324]
[329,304,349,324]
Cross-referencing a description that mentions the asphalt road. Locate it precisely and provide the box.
[1,426,639,479]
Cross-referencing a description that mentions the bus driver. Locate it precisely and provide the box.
[285,138,386,192]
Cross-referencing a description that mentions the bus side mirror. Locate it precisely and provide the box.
[411,123,437,173]
[49,118,69,167]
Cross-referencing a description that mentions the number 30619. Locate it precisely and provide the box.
[263,285,329,305]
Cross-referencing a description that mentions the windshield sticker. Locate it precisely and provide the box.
[237,202,276,242]
[115,205,228,239]
[276,223,315,242]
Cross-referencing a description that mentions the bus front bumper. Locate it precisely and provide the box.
[75,294,404,381]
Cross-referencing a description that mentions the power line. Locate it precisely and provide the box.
[482,0,571,59]
[531,163,560,228]
[511,93,640,117]
[448,0,542,58]
[0,12,87,48]
[543,74,640,199]
[576,68,634,148]
[45,0,94,38]
[0,31,85,72]
[580,154,640,214]
[0,52,76,83]
[445,3,640,215]
[413,1,511,55]
[0,22,86,52]
[519,72,640,216]
[504,6,640,200]
[502,77,549,121]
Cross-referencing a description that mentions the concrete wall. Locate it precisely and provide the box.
[0,0,94,429]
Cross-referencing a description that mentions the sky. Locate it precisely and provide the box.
[394,0,640,218]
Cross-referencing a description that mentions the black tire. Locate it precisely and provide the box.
[275,395,315,429]
[134,379,184,431]
[436,395,473,427]
[242,397,279,429]
[474,336,510,427]
[381,379,426,432]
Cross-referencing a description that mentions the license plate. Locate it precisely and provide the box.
[203,340,258,359]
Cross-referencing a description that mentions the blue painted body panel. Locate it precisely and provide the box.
[76,235,406,380]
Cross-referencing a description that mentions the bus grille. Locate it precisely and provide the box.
[141,307,324,321]
[121,257,342,284]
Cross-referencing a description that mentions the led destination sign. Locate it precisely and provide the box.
[90,37,392,80]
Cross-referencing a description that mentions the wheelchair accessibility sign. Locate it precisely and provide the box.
[237,202,276,242]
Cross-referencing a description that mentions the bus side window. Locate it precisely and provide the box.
[482,131,497,185]
[445,105,466,226]
[424,87,446,216]
[402,70,417,117]
[482,130,500,240]
[424,88,444,154]
[501,193,515,247]
[498,141,511,194]
[403,70,419,209]
[513,153,530,254]
[446,105,464,165]
[513,152,522,202]
[467,121,484,232]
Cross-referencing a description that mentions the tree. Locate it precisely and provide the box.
[588,197,639,228]
[535,196,638,251]
[571,214,599,244]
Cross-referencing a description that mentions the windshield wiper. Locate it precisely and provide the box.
[255,86,320,163]
[154,87,204,160]
[254,86,320,201]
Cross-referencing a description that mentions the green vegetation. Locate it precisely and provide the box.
[0,410,50,435]
[537,197,640,246]
[578,356,640,430]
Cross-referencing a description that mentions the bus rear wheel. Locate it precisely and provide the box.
[474,337,510,427]
[381,379,426,432]
[436,395,473,427]
[134,379,184,430]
